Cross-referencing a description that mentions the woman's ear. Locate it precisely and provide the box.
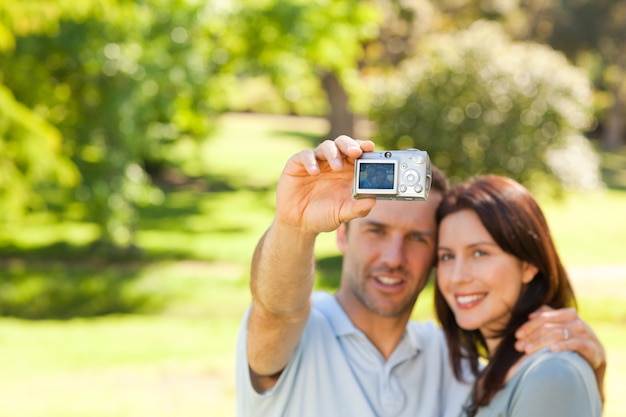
[521,262,539,284]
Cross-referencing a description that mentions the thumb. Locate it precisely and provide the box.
[347,198,377,220]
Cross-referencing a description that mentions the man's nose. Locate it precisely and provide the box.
[380,236,405,268]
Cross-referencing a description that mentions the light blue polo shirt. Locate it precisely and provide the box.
[236,292,472,417]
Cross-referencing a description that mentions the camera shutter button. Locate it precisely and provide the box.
[411,155,425,165]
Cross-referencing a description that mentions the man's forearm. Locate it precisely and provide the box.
[250,220,318,316]
[246,220,318,381]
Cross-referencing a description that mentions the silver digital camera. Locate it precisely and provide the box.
[353,149,432,201]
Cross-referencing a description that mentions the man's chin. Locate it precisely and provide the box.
[366,300,413,318]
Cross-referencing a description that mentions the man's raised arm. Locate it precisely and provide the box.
[245,137,376,392]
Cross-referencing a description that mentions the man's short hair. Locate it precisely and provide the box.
[430,165,449,194]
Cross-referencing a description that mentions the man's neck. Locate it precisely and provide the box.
[334,293,412,360]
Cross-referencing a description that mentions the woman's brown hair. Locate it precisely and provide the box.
[434,175,576,416]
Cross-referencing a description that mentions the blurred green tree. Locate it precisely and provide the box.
[369,21,602,193]
[228,0,382,139]
[0,85,79,223]
[429,0,626,151]
[0,0,83,224]
[0,0,229,251]
[523,0,626,151]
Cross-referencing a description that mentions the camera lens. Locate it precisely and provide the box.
[384,151,392,158]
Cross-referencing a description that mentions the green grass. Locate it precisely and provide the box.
[0,314,241,417]
[1,113,626,417]
[540,189,626,265]
[136,188,277,264]
[0,265,250,417]
[202,113,327,188]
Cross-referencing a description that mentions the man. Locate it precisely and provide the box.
[236,136,606,417]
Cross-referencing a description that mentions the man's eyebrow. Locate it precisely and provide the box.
[413,230,436,239]
[363,219,385,227]
[364,220,435,237]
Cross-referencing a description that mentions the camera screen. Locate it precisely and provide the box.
[358,162,395,190]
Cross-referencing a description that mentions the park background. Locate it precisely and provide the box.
[1,1,626,416]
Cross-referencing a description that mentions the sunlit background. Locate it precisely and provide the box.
[1,1,625,416]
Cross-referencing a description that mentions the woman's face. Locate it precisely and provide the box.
[436,210,537,344]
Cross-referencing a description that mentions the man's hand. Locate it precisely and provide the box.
[275,136,376,234]
[515,305,606,402]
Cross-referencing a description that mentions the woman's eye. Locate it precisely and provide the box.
[438,253,452,262]
[473,249,487,258]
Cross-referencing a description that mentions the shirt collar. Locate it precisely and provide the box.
[312,291,422,359]
[312,291,357,337]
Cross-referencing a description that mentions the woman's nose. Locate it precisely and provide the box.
[450,258,472,283]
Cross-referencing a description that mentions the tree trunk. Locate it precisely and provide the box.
[602,80,625,151]
[320,71,356,140]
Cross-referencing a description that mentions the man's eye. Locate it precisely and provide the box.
[411,233,432,243]
[410,233,426,242]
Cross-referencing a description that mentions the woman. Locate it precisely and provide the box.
[434,175,601,417]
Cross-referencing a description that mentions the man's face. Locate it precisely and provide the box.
[336,192,442,320]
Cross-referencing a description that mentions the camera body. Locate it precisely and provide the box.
[353,149,432,201]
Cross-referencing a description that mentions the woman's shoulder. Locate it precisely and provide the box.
[504,350,602,417]
[519,350,594,384]
[512,350,601,409]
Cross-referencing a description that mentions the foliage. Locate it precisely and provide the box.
[369,21,601,192]
[226,0,382,115]
[0,85,79,222]
[0,0,89,223]
[531,0,626,150]
[0,0,229,248]
[2,0,624,245]
[429,0,626,150]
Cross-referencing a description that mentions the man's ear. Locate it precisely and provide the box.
[336,223,347,254]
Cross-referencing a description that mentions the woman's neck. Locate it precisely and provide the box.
[482,332,529,384]
[483,333,502,356]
